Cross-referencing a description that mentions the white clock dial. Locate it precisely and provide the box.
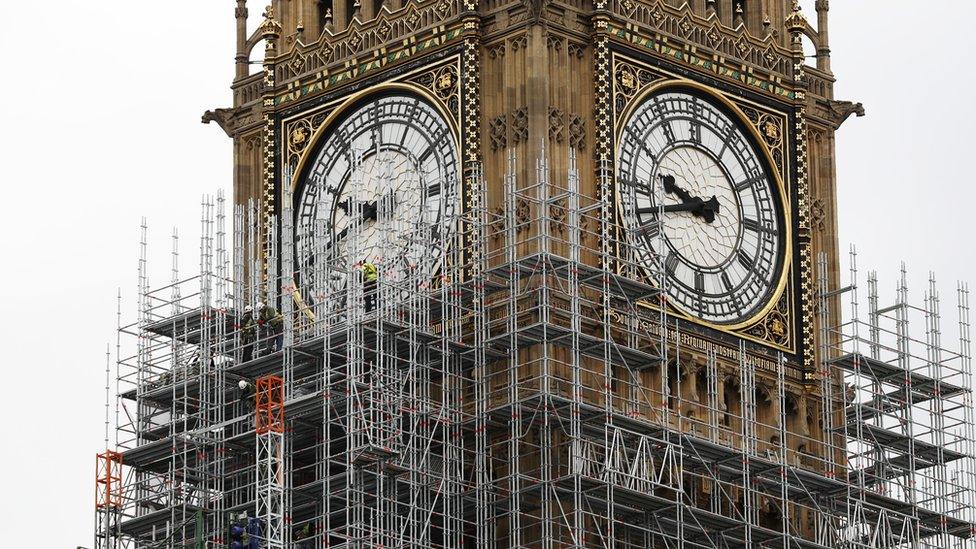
[294,93,458,308]
[618,89,784,324]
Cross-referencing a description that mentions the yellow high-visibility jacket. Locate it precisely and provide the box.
[363,262,378,282]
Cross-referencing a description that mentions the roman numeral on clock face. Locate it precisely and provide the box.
[742,217,774,235]
[737,249,753,270]
[665,253,679,276]
[735,175,764,192]
[638,219,660,239]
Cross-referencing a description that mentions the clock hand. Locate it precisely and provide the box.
[660,174,695,204]
[362,200,378,222]
[659,197,720,223]
[336,197,380,222]
[656,174,720,224]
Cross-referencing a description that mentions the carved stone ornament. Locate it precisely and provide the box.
[679,15,696,38]
[377,20,392,38]
[487,42,506,59]
[569,115,585,151]
[509,33,528,52]
[548,107,566,143]
[405,7,422,27]
[515,197,531,232]
[546,33,563,52]
[202,107,246,137]
[511,107,528,145]
[490,207,506,242]
[650,4,665,23]
[735,36,750,56]
[705,24,723,48]
[549,200,567,235]
[810,197,827,232]
[489,115,507,151]
[524,0,550,25]
[567,41,586,58]
[347,30,363,49]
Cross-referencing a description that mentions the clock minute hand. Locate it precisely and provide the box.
[660,174,694,204]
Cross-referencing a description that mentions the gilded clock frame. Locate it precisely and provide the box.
[611,52,798,355]
[280,55,465,320]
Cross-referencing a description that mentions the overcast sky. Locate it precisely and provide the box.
[1,1,973,547]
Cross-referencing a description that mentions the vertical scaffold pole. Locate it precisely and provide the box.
[815,251,837,546]
[567,148,584,546]
[957,283,976,532]
[502,148,523,547]
[468,159,492,548]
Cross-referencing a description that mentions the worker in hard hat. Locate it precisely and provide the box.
[363,261,378,313]
[240,305,256,362]
[257,301,284,352]
[238,379,255,414]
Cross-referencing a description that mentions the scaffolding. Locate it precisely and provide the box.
[95,147,976,548]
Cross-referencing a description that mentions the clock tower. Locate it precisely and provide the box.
[205,0,857,543]
[171,0,974,546]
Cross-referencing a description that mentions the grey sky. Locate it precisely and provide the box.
[0,1,972,546]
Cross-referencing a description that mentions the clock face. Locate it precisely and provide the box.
[617,89,784,325]
[294,92,459,308]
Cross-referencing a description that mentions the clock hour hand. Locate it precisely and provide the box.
[336,198,379,222]
[659,197,720,223]
[657,174,720,224]
[362,200,378,222]
[365,191,399,222]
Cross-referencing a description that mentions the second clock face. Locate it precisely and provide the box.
[294,92,459,308]
[617,88,784,325]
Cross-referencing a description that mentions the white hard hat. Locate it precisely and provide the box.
[238,379,249,390]
[244,305,253,313]
[256,301,265,309]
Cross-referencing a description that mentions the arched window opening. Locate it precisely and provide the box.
[722,376,741,427]
[318,0,332,31]
[667,360,680,412]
